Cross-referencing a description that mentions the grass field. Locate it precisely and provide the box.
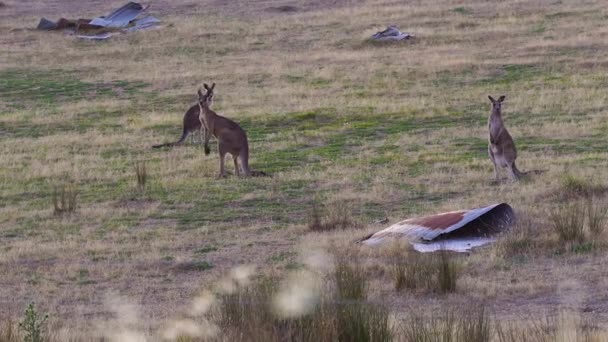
[2,0,608,340]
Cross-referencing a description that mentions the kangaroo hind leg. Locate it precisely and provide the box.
[233,155,240,177]
[217,144,228,178]
[488,146,500,182]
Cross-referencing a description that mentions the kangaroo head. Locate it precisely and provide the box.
[488,95,506,112]
[197,83,216,108]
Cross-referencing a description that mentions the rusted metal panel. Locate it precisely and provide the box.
[37,18,100,30]
[359,203,514,252]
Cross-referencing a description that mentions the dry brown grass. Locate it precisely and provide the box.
[308,198,359,232]
[2,0,608,337]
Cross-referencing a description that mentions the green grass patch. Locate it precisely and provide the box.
[478,64,542,85]
[0,69,147,109]
[195,245,218,254]
[452,6,472,14]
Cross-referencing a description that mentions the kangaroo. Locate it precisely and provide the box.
[488,95,523,182]
[198,83,252,178]
[152,103,204,148]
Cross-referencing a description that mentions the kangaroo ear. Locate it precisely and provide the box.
[197,88,204,98]
[488,96,496,103]
[203,83,210,91]
[498,95,506,102]
[211,83,216,90]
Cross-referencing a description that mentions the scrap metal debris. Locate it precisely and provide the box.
[89,2,148,28]
[37,18,99,31]
[36,2,161,40]
[125,16,162,32]
[76,33,114,41]
[371,25,414,41]
[359,203,514,253]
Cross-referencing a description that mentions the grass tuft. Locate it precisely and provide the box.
[586,196,607,236]
[391,257,409,292]
[559,174,596,198]
[550,195,608,244]
[215,280,275,334]
[391,246,432,291]
[437,250,458,294]
[0,320,19,342]
[308,199,358,232]
[458,306,491,342]
[19,303,48,342]
[333,257,392,342]
[336,301,392,342]
[308,200,323,232]
[134,161,147,191]
[391,246,458,293]
[334,256,367,301]
[550,200,586,243]
[211,258,391,342]
[400,306,489,342]
[498,211,541,257]
[52,184,78,215]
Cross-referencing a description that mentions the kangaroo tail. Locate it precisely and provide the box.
[522,169,548,176]
[513,162,548,178]
[239,143,269,177]
[152,130,189,149]
[512,162,524,178]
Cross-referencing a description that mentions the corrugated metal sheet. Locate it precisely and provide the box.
[37,18,60,30]
[125,16,162,32]
[371,25,414,41]
[90,2,146,28]
[359,203,514,252]
[37,2,161,40]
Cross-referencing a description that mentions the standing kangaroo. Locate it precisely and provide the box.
[488,95,523,182]
[198,83,252,178]
[152,104,204,148]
